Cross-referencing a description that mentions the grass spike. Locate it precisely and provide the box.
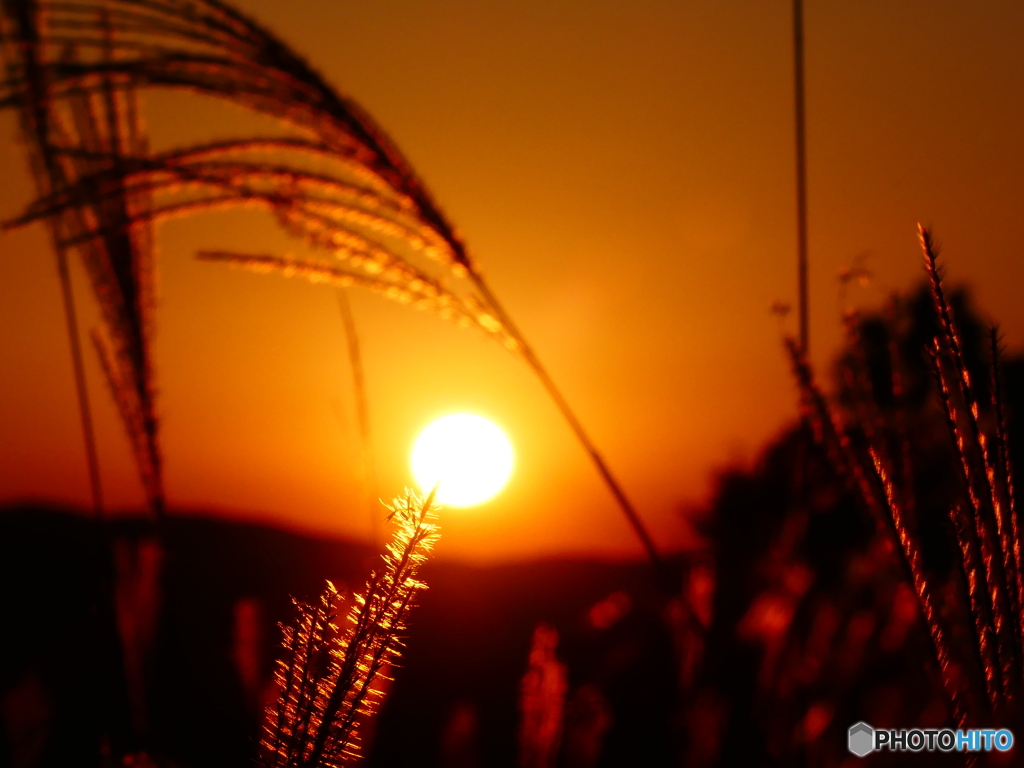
[261,490,440,768]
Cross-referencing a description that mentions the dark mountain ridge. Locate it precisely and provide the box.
[0,506,679,768]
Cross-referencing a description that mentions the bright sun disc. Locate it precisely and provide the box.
[411,414,514,506]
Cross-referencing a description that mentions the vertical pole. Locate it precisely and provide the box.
[793,8,810,761]
[794,0,809,354]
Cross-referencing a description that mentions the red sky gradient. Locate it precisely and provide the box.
[2,1,1023,561]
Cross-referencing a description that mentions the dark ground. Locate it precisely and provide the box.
[0,506,681,768]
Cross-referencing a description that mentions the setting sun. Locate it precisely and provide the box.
[411,414,514,507]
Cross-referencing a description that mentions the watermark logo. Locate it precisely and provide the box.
[848,722,874,757]
[848,723,1014,757]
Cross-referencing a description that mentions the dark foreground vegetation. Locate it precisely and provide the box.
[0,507,680,768]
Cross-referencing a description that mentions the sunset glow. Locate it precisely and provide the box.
[5,0,1024,764]
[2,1,1024,563]
[411,414,514,507]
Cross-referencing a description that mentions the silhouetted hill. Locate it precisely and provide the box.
[0,507,678,768]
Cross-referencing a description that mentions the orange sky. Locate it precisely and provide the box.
[2,1,1024,562]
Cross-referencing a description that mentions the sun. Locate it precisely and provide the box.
[411,414,514,506]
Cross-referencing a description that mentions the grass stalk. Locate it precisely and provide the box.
[467,272,663,568]
[261,490,440,768]
[927,341,1008,705]
[870,451,971,729]
[335,287,379,544]
[791,226,1024,734]
[786,337,971,730]
[58,235,107,518]
[990,329,1024,661]
[921,226,1021,703]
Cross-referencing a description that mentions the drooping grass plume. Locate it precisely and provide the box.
[262,490,440,768]
[196,250,509,343]
[0,0,662,566]
[0,0,163,517]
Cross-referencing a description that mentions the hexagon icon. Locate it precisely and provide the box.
[848,722,874,757]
